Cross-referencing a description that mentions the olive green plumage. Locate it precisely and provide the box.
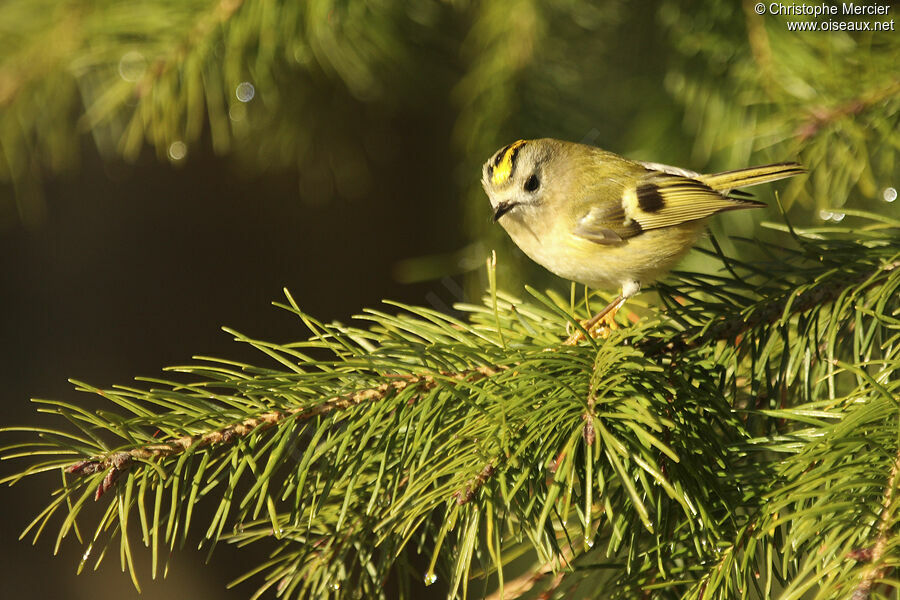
[482,138,805,304]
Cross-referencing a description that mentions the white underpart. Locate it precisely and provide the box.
[622,279,641,299]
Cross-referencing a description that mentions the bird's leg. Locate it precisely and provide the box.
[563,294,626,345]
[563,281,639,346]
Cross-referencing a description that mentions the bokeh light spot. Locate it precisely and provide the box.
[168,141,187,161]
[118,51,146,82]
[235,82,255,103]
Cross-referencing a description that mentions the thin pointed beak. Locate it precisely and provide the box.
[492,201,516,222]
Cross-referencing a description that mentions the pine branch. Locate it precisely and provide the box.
[132,0,246,100]
[65,366,502,500]
[2,216,898,598]
[852,448,900,600]
[643,254,900,357]
[795,78,900,142]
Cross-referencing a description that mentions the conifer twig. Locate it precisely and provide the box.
[796,79,900,141]
[483,539,575,600]
[643,259,899,357]
[851,447,900,600]
[133,0,246,99]
[67,366,502,499]
[455,462,496,505]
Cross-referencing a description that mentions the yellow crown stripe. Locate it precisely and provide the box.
[491,140,528,186]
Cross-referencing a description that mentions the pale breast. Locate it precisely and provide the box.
[504,217,705,291]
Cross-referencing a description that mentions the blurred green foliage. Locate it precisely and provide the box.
[0,0,897,277]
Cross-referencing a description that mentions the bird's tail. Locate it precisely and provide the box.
[702,162,806,192]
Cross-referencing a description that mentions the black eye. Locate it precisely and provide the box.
[524,173,540,192]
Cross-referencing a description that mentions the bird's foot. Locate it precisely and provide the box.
[563,295,626,346]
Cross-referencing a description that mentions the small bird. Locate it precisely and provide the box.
[481,138,805,343]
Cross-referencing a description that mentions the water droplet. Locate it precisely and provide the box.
[424,572,438,585]
[118,51,146,82]
[81,543,94,563]
[168,141,187,161]
[330,582,341,591]
[584,536,594,548]
[819,209,833,221]
[235,81,255,103]
[884,187,897,203]
[831,212,845,222]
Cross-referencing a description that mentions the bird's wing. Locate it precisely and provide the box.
[572,170,762,244]
[635,160,700,180]
[572,203,641,244]
[620,172,764,232]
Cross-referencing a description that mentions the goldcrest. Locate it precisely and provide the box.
[481,138,804,339]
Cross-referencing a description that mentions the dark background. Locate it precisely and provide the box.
[0,127,461,598]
